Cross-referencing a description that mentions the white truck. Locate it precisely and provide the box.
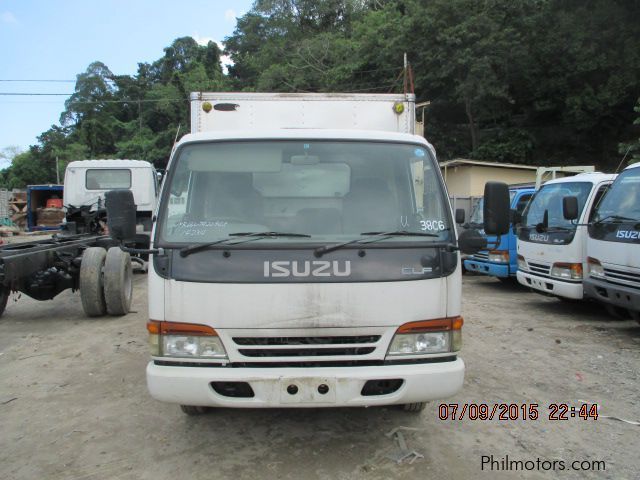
[583,162,640,321]
[105,92,508,414]
[63,159,158,250]
[516,172,616,300]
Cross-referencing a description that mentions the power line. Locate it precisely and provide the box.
[0,92,72,96]
[0,93,187,104]
[0,79,76,82]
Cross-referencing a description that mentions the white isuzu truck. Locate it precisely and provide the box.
[105,92,508,414]
[516,172,616,300]
[584,162,640,321]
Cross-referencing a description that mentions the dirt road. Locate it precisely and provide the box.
[0,275,638,479]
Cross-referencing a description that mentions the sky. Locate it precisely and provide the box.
[0,0,254,166]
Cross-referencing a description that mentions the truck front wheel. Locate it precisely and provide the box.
[180,405,209,415]
[79,247,107,317]
[401,402,427,412]
[104,247,133,316]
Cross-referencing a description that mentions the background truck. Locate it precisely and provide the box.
[584,162,640,321]
[63,160,158,251]
[106,92,509,415]
[0,160,157,318]
[463,184,535,281]
[516,172,616,300]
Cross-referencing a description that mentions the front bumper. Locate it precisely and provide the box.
[146,358,465,408]
[517,271,583,299]
[584,277,640,312]
[464,259,510,278]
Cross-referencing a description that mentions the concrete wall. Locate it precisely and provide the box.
[441,165,537,197]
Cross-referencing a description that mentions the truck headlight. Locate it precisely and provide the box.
[147,320,228,359]
[488,250,509,264]
[517,254,527,271]
[550,262,583,280]
[387,316,463,356]
[587,257,605,279]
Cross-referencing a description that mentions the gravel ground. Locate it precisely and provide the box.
[0,273,638,480]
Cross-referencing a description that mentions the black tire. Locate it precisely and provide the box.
[104,247,133,316]
[0,286,9,318]
[604,304,630,320]
[401,402,427,412]
[79,247,107,317]
[180,405,208,415]
[558,296,581,304]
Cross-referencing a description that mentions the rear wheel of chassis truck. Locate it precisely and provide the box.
[0,285,9,318]
[79,247,107,317]
[401,402,427,412]
[103,247,133,316]
[180,405,209,415]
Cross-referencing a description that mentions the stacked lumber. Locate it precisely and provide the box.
[36,207,65,227]
[9,192,27,230]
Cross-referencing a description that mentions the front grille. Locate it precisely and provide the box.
[232,335,381,359]
[603,267,640,290]
[233,335,380,345]
[238,347,376,357]
[528,261,551,276]
[472,252,489,261]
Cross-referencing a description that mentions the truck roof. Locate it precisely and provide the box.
[176,129,434,150]
[622,161,640,171]
[541,171,616,186]
[66,159,154,169]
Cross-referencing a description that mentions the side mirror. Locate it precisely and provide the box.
[458,229,488,254]
[105,189,137,242]
[563,196,579,221]
[483,182,510,235]
[455,208,465,224]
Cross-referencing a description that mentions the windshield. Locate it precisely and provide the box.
[86,169,132,189]
[522,182,592,230]
[469,198,483,225]
[592,166,640,222]
[469,191,518,226]
[158,140,451,245]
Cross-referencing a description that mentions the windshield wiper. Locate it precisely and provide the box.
[228,231,311,238]
[179,231,311,257]
[593,215,640,225]
[314,230,441,257]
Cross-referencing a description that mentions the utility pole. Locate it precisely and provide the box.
[56,156,60,184]
[403,52,408,95]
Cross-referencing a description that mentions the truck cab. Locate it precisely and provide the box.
[584,162,640,320]
[63,160,158,246]
[516,173,616,300]
[105,92,508,413]
[463,185,534,280]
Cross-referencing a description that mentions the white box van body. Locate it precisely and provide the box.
[516,173,616,299]
[584,162,640,319]
[145,93,466,411]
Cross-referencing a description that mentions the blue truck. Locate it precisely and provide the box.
[463,185,535,281]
